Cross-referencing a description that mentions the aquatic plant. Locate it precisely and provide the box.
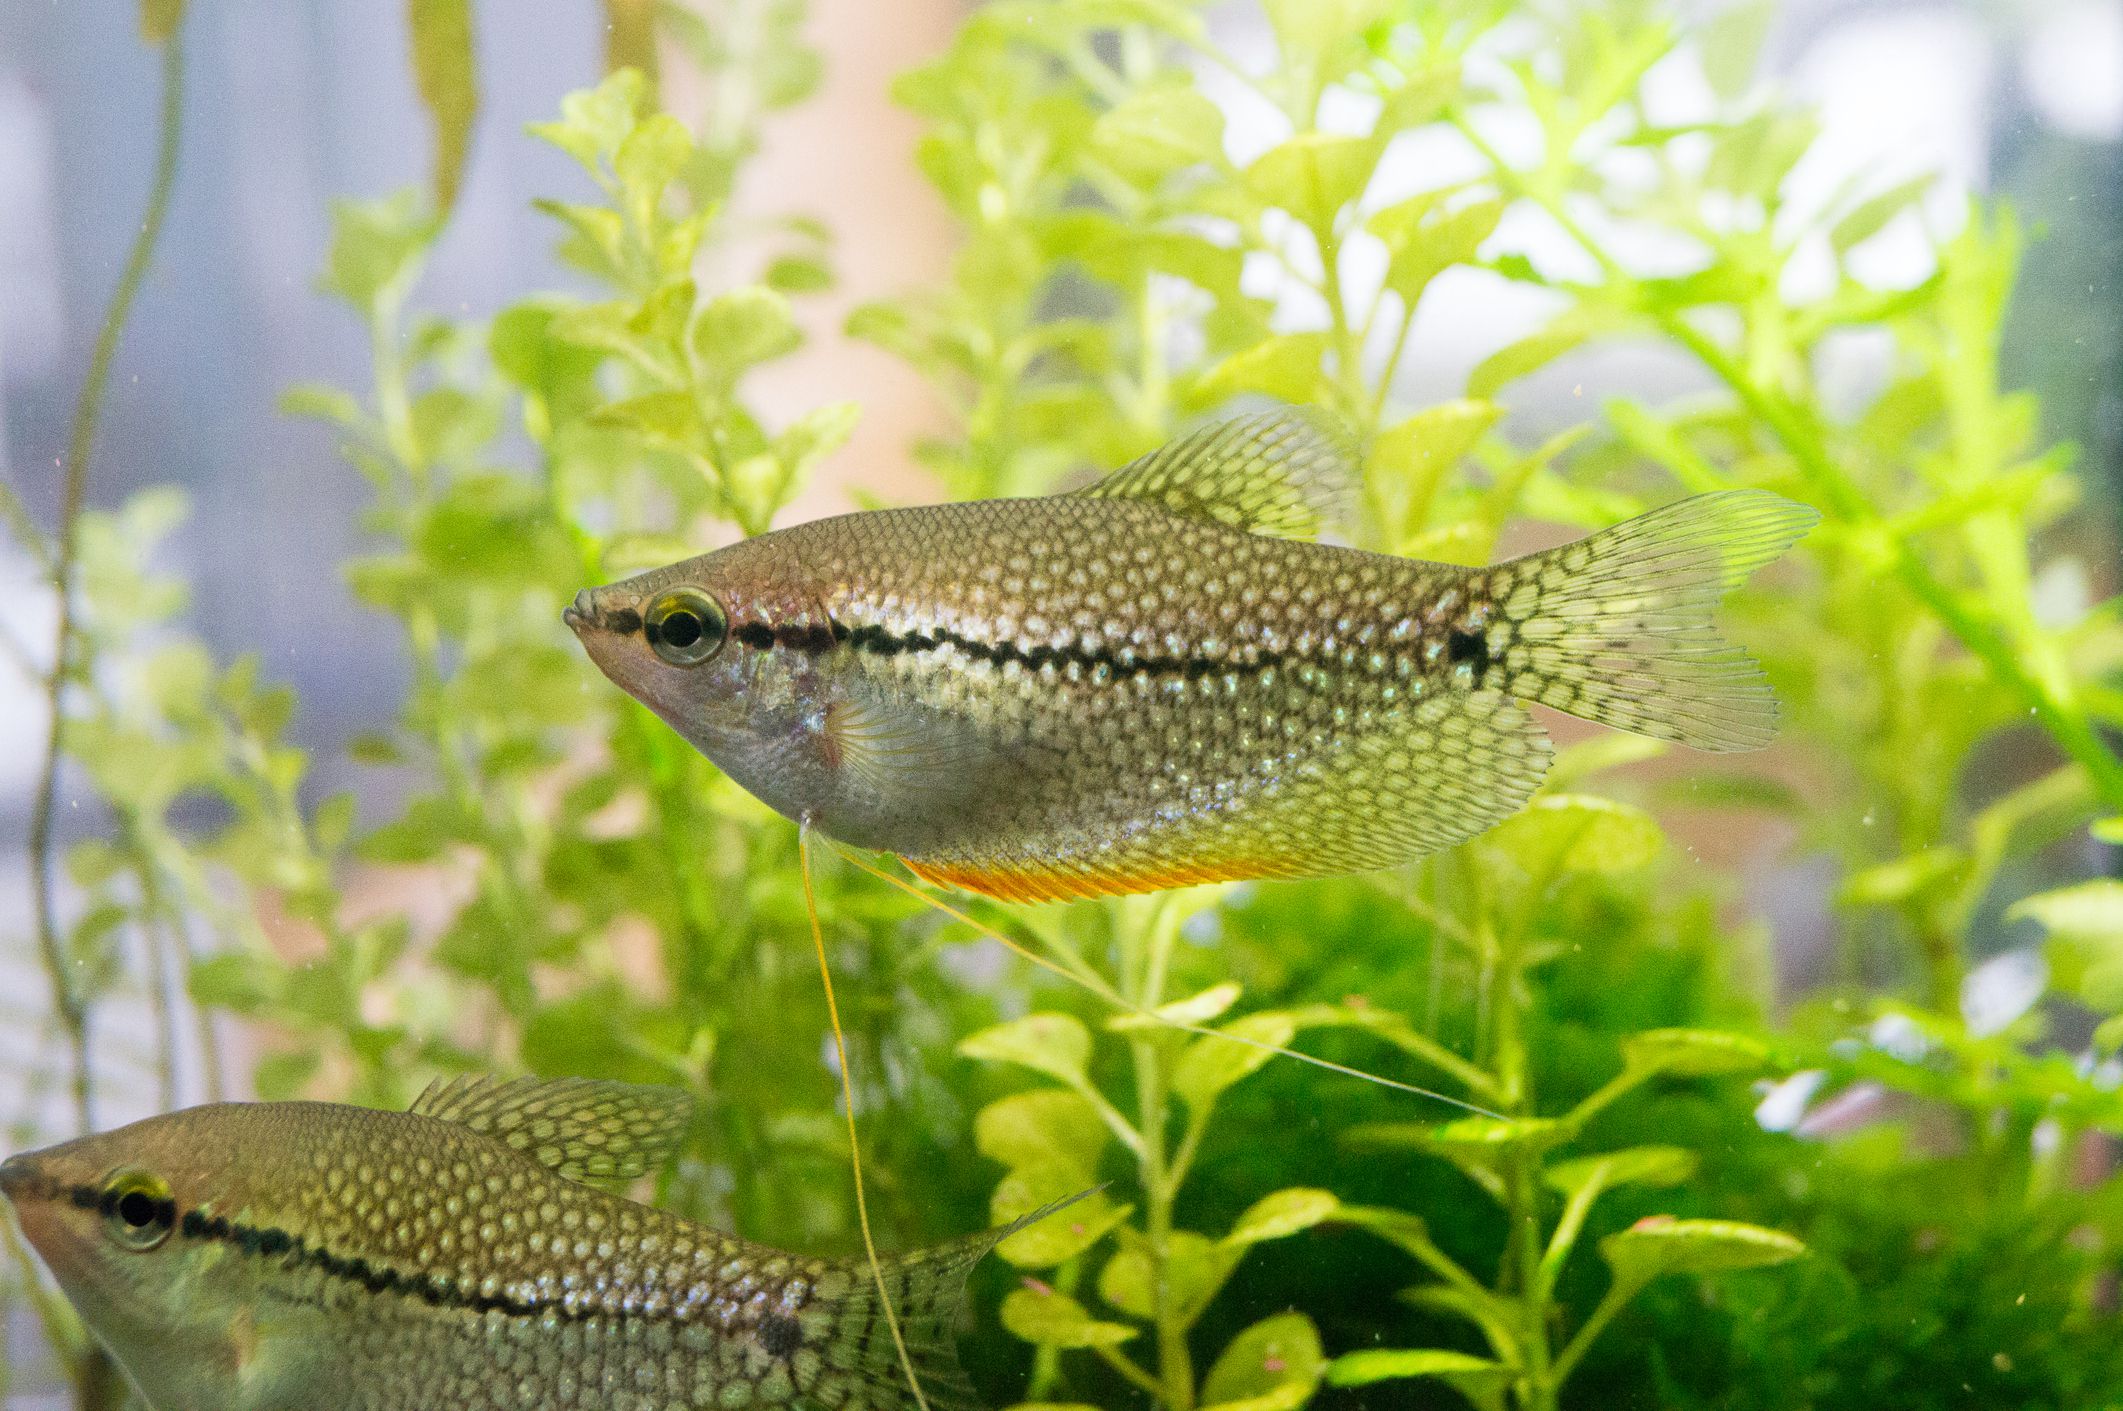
[7,1,2122,1409]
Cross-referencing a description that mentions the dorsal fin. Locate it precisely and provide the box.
[408,1075,693,1181]
[1069,409,1357,540]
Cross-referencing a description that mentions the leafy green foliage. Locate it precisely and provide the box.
[9,1,2123,1410]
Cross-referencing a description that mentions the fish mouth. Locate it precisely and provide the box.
[0,1153,50,1207]
[563,588,595,634]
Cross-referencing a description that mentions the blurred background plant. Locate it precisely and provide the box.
[3,1,2122,1409]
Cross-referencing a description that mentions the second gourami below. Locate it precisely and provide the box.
[0,1077,1067,1411]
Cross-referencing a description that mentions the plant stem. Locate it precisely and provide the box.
[1510,1151,1557,1411]
[1095,1344,1170,1399]
[27,11,187,1144]
[1551,1279,1635,1385]
[1124,897,1195,1411]
[1491,905,1559,1411]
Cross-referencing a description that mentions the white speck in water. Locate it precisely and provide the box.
[1755,1070,1825,1132]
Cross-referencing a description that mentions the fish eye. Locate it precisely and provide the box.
[99,1168,175,1252]
[644,588,729,667]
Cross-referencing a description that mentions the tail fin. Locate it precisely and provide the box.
[1481,490,1817,752]
[804,1191,1099,1411]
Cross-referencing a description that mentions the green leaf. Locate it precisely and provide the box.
[1369,399,1501,546]
[1369,196,1505,307]
[1544,1146,1698,1197]
[1706,111,1818,197]
[991,1164,1132,1268]
[594,391,702,445]
[1109,980,1241,1031]
[1246,133,1377,235]
[1546,734,1669,791]
[411,386,501,468]
[1831,174,1934,254]
[2092,817,2123,845]
[1098,1230,1234,1323]
[313,792,358,854]
[189,952,285,1013]
[1225,1188,1341,1247]
[1601,1217,1805,1291]
[2010,880,2123,946]
[320,192,438,315]
[1371,1115,1566,1153]
[1490,794,1664,875]
[1699,0,1772,100]
[1377,63,1462,135]
[407,0,479,213]
[1839,847,1966,906]
[1200,1311,1324,1411]
[1194,333,1330,404]
[1327,1349,1513,1411]
[529,69,646,174]
[1173,1011,1299,1110]
[2012,880,2123,1009]
[1332,1205,1442,1261]
[616,114,694,223]
[412,473,573,584]
[536,200,629,281]
[775,401,861,475]
[253,1049,321,1102]
[1263,0,1391,74]
[959,1013,1094,1087]
[1092,84,1225,185]
[975,1090,1109,1171]
[765,256,833,294]
[693,286,802,372]
[280,382,367,431]
[66,840,126,889]
[1466,310,1599,399]
[1622,1027,1773,1078]
[1000,1285,1138,1349]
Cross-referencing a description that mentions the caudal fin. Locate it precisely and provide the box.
[1480,490,1817,751]
[806,1192,1098,1411]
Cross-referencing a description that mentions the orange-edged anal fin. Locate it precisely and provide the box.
[899,852,1289,905]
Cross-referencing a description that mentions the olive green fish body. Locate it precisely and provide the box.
[567,413,1816,901]
[1,1078,1022,1411]
[755,498,1506,878]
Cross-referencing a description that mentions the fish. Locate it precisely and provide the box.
[566,410,1816,904]
[0,1075,1073,1411]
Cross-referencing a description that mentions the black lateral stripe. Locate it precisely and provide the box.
[58,1180,770,1330]
[837,619,1289,681]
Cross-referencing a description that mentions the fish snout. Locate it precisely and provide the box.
[0,1154,39,1198]
[0,1153,59,1217]
[563,588,596,633]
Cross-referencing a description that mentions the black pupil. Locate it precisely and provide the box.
[660,610,703,648]
[117,1190,159,1227]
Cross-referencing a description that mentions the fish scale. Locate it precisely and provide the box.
[566,411,1817,903]
[0,1078,1060,1411]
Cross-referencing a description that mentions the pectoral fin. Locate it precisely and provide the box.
[822,695,1002,810]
